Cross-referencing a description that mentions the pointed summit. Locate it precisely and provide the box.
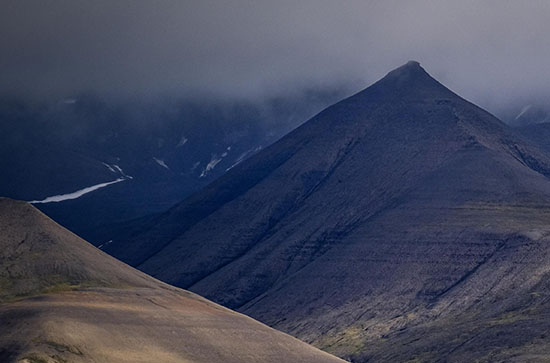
[389,60,423,74]
[381,60,430,81]
[344,61,455,106]
[383,60,433,83]
[405,60,421,67]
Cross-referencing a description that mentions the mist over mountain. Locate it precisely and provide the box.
[0,88,345,243]
[2,1,550,116]
[4,1,550,362]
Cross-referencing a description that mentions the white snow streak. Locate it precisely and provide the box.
[98,240,113,250]
[516,105,532,120]
[102,162,116,173]
[200,156,222,177]
[226,146,262,171]
[153,157,170,170]
[112,164,133,179]
[29,178,126,204]
[103,162,133,179]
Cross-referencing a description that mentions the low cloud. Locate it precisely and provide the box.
[2,0,550,114]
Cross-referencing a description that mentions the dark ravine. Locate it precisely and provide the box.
[0,198,345,363]
[106,62,550,361]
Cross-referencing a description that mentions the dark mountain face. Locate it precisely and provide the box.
[0,91,343,243]
[106,62,550,361]
[517,121,550,152]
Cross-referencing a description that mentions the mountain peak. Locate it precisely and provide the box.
[382,60,432,83]
[344,60,453,105]
[406,60,421,67]
[400,60,422,70]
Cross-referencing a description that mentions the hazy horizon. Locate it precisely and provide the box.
[2,1,550,118]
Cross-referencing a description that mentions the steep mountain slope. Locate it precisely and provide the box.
[0,198,344,363]
[107,62,550,361]
[517,121,550,153]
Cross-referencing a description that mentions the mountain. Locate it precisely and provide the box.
[106,61,550,361]
[0,92,344,244]
[0,198,344,363]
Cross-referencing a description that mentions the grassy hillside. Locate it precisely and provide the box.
[0,198,344,363]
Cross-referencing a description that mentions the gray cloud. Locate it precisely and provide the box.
[2,0,550,113]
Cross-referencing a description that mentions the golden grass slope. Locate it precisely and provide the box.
[0,198,344,363]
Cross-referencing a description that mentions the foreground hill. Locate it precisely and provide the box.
[0,198,343,363]
[107,62,550,361]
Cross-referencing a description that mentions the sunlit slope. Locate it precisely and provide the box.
[0,198,344,363]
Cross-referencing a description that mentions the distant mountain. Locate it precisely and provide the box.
[0,91,344,243]
[107,61,550,361]
[0,198,344,363]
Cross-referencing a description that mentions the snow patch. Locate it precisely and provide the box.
[516,105,532,120]
[177,135,188,147]
[29,178,126,204]
[112,164,133,179]
[221,146,231,158]
[200,156,222,177]
[102,162,116,173]
[103,163,133,179]
[153,157,170,170]
[226,146,262,171]
[98,239,113,250]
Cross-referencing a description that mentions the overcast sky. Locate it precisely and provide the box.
[1,0,549,113]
